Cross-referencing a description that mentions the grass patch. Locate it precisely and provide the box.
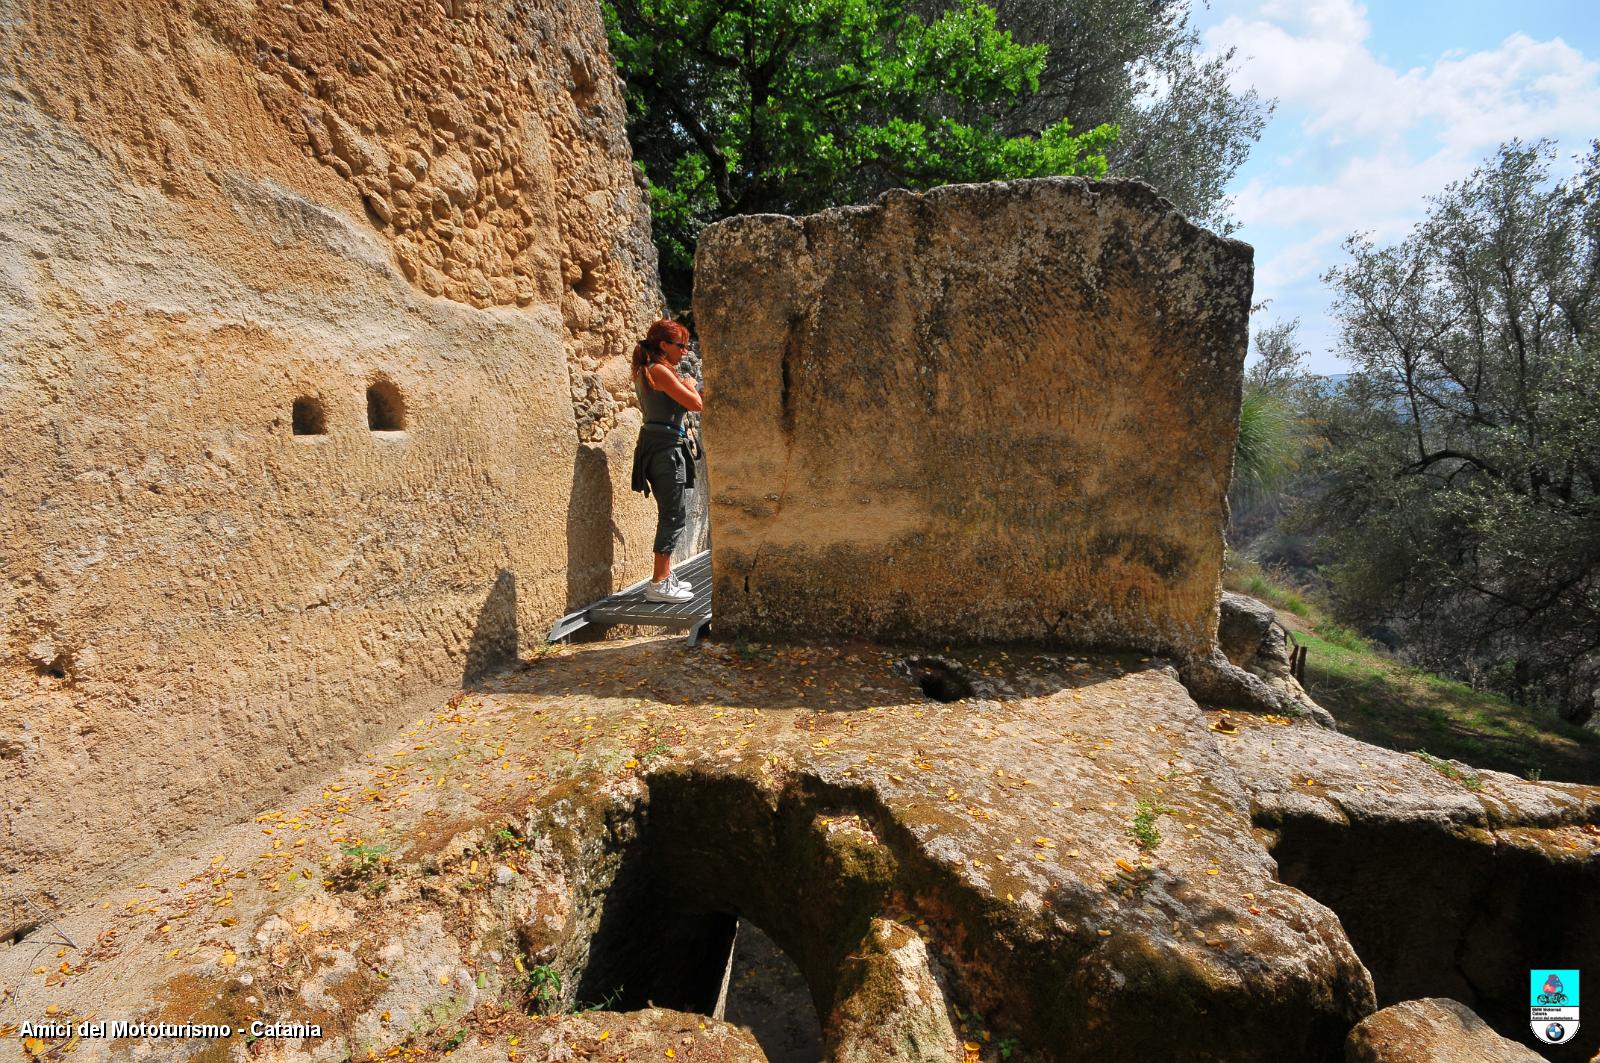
[1224,559,1600,785]
[1241,573,1309,617]
[1126,799,1171,851]
[1410,749,1485,791]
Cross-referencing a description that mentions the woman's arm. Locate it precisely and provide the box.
[644,362,704,412]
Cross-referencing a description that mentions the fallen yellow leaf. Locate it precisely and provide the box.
[221,951,238,967]
[598,1031,610,1041]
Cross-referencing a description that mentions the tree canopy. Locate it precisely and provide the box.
[1303,140,1600,721]
[604,0,1117,302]
[946,0,1272,233]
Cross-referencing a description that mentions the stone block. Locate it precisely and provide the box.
[696,179,1252,656]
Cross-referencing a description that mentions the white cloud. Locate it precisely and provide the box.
[1412,34,1600,152]
[1207,0,1403,137]
[1206,2,1600,149]
[1234,148,1464,231]
[1199,1,1600,369]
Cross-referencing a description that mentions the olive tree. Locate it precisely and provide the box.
[1308,140,1600,721]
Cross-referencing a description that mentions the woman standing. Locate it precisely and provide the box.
[629,319,703,603]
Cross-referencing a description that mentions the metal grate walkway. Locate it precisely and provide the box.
[546,550,712,645]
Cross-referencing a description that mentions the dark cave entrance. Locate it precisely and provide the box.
[572,904,825,1063]
[903,656,975,702]
[723,920,828,1063]
[572,896,737,1014]
[558,775,847,1061]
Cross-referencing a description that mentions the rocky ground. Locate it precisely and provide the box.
[4,635,1596,1062]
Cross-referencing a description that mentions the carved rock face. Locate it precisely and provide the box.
[0,0,661,921]
[695,178,1252,658]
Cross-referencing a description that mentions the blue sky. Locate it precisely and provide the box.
[1186,1,1600,373]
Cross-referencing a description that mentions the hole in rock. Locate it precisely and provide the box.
[366,380,406,432]
[904,657,974,702]
[7,920,42,945]
[1269,814,1600,1053]
[292,396,327,436]
[572,889,738,1015]
[36,653,72,683]
[524,774,883,1061]
[573,263,601,299]
[569,866,825,1060]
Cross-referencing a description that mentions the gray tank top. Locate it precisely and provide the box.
[635,365,688,431]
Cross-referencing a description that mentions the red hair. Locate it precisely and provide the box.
[631,319,690,373]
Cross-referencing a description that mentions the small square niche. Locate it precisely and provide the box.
[292,396,327,437]
[367,380,407,433]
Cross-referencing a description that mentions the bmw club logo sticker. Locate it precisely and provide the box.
[1532,969,1580,1044]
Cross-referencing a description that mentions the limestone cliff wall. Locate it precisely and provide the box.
[695,179,1251,656]
[0,0,660,915]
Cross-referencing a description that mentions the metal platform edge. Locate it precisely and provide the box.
[545,550,711,644]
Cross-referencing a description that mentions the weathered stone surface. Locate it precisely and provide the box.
[3,640,1390,1063]
[1219,592,1279,667]
[0,0,662,921]
[829,919,963,1063]
[1215,713,1600,1058]
[1198,593,1333,724]
[695,179,1252,660]
[16,639,1598,1060]
[449,1009,770,1063]
[1345,999,1545,1062]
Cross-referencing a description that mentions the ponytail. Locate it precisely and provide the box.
[632,319,690,374]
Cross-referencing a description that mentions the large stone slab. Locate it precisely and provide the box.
[695,178,1252,655]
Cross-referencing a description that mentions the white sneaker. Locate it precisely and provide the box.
[643,578,693,604]
[669,572,694,592]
